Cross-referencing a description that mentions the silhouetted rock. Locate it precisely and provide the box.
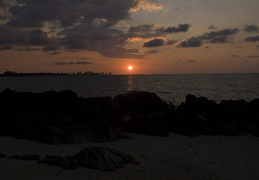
[0,153,6,158]
[0,89,259,143]
[114,91,164,114]
[9,154,41,161]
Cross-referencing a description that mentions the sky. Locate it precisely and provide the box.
[0,0,259,74]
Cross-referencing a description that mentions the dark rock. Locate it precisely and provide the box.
[0,153,6,158]
[41,147,139,171]
[179,94,216,113]
[9,154,41,161]
[118,112,168,136]
[43,155,78,170]
[1,89,259,142]
[114,91,164,114]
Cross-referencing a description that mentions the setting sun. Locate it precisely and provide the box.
[128,66,133,70]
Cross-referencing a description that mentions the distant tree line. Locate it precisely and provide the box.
[0,71,112,77]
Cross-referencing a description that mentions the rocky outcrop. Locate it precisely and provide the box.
[0,89,259,144]
[114,91,164,114]
[9,147,139,171]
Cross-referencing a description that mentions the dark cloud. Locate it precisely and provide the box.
[208,25,217,30]
[164,24,191,33]
[178,37,202,48]
[99,47,145,59]
[146,50,159,53]
[129,24,154,33]
[199,28,240,43]
[0,0,142,59]
[0,46,13,50]
[143,38,176,48]
[244,36,259,42]
[143,39,164,47]
[15,47,40,51]
[43,45,60,51]
[209,36,227,43]
[166,39,177,45]
[243,24,259,32]
[231,54,239,58]
[127,49,140,53]
[50,52,61,55]
[186,60,196,63]
[53,61,92,65]
[248,55,259,58]
[8,0,138,28]
[27,32,48,45]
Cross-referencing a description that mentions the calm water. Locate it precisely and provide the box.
[0,74,258,105]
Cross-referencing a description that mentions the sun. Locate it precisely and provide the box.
[128,66,133,70]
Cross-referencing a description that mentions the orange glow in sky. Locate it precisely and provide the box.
[0,1,259,74]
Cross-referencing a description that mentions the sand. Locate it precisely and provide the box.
[1,133,259,180]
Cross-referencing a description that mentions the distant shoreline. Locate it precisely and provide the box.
[1,72,259,77]
[0,71,112,77]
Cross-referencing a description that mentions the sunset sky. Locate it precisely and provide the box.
[0,0,259,74]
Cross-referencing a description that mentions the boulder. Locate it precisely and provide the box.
[114,91,164,114]
[41,147,139,171]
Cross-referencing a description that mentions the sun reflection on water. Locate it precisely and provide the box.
[126,75,135,91]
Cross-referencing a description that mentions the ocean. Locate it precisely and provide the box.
[0,73,258,105]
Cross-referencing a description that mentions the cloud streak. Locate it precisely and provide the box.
[53,61,92,65]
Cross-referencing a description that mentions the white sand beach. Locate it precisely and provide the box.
[1,133,259,180]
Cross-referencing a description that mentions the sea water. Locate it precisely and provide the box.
[0,73,258,105]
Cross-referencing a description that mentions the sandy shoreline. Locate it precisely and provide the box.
[1,133,259,180]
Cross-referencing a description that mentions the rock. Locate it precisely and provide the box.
[43,155,78,170]
[1,89,259,142]
[118,112,168,136]
[0,153,6,158]
[41,147,139,171]
[114,91,164,114]
[179,94,216,113]
[9,154,41,161]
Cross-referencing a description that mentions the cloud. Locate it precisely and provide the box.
[43,45,60,51]
[130,0,163,12]
[143,38,176,48]
[178,37,202,48]
[199,28,240,43]
[15,47,40,51]
[99,47,145,59]
[244,36,259,42]
[163,24,191,33]
[186,60,196,63]
[231,54,239,58]
[143,38,164,47]
[208,25,217,30]
[248,55,259,58]
[145,50,159,53]
[129,24,154,34]
[0,0,144,59]
[53,61,92,65]
[127,49,140,53]
[243,24,259,32]
[0,45,13,50]
[50,52,61,55]
[209,36,227,43]
[8,0,138,27]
